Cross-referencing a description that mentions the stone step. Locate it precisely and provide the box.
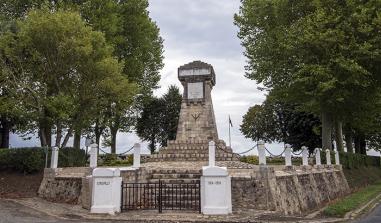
[147,157,238,162]
[149,169,201,175]
[159,149,234,155]
[151,173,201,179]
[149,153,236,159]
[148,179,200,184]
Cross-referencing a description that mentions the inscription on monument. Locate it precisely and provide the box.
[96,181,111,186]
[187,82,204,99]
[179,68,211,77]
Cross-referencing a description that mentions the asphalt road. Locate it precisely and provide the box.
[0,199,115,223]
[354,203,381,223]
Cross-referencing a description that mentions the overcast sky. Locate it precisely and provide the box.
[147,0,267,154]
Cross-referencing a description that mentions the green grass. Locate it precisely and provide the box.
[323,181,381,217]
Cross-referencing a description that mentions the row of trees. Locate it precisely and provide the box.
[0,0,164,153]
[235,0,381,153]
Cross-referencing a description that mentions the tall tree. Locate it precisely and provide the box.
[136,97,164,154]
[159,85,182,147]
[0,9,135,148]
[235,0,381,150]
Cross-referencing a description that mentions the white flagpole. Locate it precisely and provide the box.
[228,115,231,148]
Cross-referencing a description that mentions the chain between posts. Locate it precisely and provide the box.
[238,144,258,155]
[264,147,286,158]
[215,144,241,157]
[99,145,135,155]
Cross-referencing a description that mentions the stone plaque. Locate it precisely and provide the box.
[187,82,203,99]
[179,68,210,77]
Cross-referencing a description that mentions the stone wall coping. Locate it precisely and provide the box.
[93,168,120,177]
[202,166,228,176]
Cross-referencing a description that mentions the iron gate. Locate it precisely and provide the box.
[121,180,200,213]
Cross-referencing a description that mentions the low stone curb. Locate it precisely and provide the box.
[7,197,345,223]
[344,192,381,220]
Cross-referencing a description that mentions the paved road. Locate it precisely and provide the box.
[0,199,115,223]
[354,203,381,223]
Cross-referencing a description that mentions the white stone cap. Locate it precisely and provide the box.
[93,168,120,177]
[202,166,228,176]
[118,167,138,171]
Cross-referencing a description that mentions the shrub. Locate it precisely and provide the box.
[0,147,87,173]
[100,154,133,167]
[59,147,87,167]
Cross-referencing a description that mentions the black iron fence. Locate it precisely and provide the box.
[121,180,201,213]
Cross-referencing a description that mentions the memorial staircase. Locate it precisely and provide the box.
[147,139,240,162]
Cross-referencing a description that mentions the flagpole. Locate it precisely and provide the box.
[228,116,231,148]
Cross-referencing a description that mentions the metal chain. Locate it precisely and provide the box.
[215,144,241,157]
[265,147,286,158]
[291,150,303,156]
[98,145,135,155]
[238,144,258,155]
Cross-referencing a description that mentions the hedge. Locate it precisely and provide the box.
[0,147,87,173]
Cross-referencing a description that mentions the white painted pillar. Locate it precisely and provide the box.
[302,146,309,166]
[91,168,122,214]
[326,149,332,165]
[258,140,266,165]
[133,143,141,168]
[285,144,292,166]
[50,146,59,168]
[90,144,98,168]
[335,149,340,165]
[208,141,216,167]
[315,148,321,166]
[201,166,232,215]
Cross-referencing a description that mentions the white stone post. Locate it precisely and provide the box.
[133,143,141,168]
[335,149,340,165]
[90,144,98,168]
[208,141,216,167]
[285,144,292,166]
[201,166,232,215]
[315,148,321,166]
[50,146,59,168]
[302,146,309,166]
[326,149,332,165]
[91,168,122,214]
[258,140,266,165]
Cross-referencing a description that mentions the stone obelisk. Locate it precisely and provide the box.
[176,61,218,141]
[148,61,239,162]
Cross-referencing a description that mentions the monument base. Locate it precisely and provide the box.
[147,139,240,162]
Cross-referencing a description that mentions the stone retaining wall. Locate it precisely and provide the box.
[231,165,350,215]
[38,169,83,204]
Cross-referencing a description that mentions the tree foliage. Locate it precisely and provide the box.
[136,86,182,153]
[235,0,381,150]
[241,98,321,152]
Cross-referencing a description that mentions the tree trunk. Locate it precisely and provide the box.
[0,118,10,148]
[321,111,333,150]
[73,130,81,149]
[150,135,155,154]
[55,122,62,147]
[344,127,354,153]
[110,127,117,154]
[39,127,47,147]
[334,120,344,152]
[360,135,367,155]
[61,128,72,148]
[354,135,361,153]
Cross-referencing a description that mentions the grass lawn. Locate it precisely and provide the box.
[323,181,381,217]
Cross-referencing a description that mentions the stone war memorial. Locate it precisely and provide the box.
[38,61,350,216]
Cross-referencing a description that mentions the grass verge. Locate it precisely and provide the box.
[323,181,381,217]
